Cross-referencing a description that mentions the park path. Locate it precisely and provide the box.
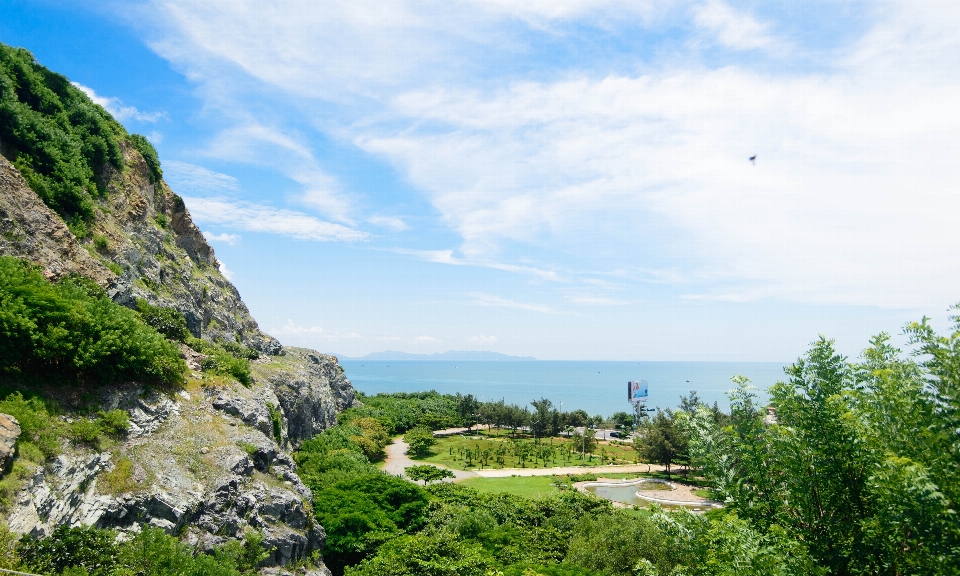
[380,437,477,480]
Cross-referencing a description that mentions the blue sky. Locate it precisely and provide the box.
[3,0,960,361]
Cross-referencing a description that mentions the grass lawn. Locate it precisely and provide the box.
[458,475,564,498]
[417,433,639,470]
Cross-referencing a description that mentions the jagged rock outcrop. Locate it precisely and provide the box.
[0,414,20,474]
[5,370,343,568]
[252,348,357,446]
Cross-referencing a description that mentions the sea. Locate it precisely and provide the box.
[338,360,788,418]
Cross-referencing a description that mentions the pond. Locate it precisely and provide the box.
[583,481,670,506]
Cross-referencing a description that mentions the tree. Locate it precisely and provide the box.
[405,464,455,485]
[349,417,390,461]
[571,429,597,460]
[457,393,480,430]
[530,398,554,441]
[634,409,687,476]
[404,426,437,458]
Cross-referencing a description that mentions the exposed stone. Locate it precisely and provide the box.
[0,413,21,475]
[253,348,357,446]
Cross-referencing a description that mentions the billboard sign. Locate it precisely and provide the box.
[628,380,648,402]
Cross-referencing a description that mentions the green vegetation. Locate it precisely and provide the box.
[10,524,270,575]
[186,337,253,386]
[404,464,455,485]
[129,133,162,183]
[457,475,563,499]
[413,433,635,470]
[136,298,190,342]
[682,323,960,575]
[0,256,186,385]
[0,44,127,229]
[403,425,436,458]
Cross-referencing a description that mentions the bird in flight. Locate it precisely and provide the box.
[749,155,756,164]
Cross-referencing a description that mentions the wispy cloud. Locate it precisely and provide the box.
[692,0,782,52]
[71,82,168,122]
[368,215,409,231]
[165,161,241,196]
[393,248,562,282]
[468,292,568,315]
[202,231,240,245]
[183,197,367,242]
[267,320,362,342]
[218,261,234,281]
[413,335,440,343]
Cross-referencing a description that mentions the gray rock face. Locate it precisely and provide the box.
[3,374,340,570]
[253,348,357,445]
[0,413,19,474]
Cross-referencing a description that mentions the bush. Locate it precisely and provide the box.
[129,133,162,184]
[136,299,190,342]
[18,524,118,575]
[0,256,186,386]
[0,44,126,225]
[221,340,259,360]
[0,391,60,459]
[201,349,251,387]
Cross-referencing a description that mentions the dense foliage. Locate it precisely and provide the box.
[186,337,254,386]
[0,256,185,385]
[136,299,190,342]
[684,325,960,575]
[0,44,127,234]
[128,133,162,183]
[10,524,269,576]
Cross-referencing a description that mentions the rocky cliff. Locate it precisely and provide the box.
[0,120,356,572]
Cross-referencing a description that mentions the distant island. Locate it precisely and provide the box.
[342,350,537,361]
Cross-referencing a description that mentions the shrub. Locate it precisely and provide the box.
[97,409,129,437]
[267,403,283,445]
[153,213,168,229]
[18,524,118,575]
[201,349,251,387]
[93,234,109,251]
[0,391,60,459]
[136,299,190,342]
[222,340,259,360]
[129,133,162,183]
[0,44,126,225]
[0,256,186,386]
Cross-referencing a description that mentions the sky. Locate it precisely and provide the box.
[2,0,960,361]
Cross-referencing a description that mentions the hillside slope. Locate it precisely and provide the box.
[0,45,355,573]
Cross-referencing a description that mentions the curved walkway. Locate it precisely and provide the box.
[381,438,476,480]
[575,477,722,508]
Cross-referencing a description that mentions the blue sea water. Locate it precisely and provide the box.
[338,360,787,418]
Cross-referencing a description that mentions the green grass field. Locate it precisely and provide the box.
[416,433,639,470]
[458,475,564,498]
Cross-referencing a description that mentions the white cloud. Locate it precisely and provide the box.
[165,161,241,196]
[468,292,568,315]
[267,320,362,342]
[368,215,409,231]
[271,319,324,334]
[692,0,781,51]
[393,248,562,281]
[218,261,234,280]
[466,335,497,345]
[71,82,168,122]
[202,231,240,245]
[413,335,440,343]
[183,197,368,242]
[136,0,960,312]
[202,123,354,222]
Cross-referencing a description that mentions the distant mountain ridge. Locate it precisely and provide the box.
[346,350,537,361]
